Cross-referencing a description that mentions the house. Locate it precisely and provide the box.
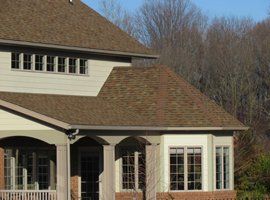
[0,0,247,200]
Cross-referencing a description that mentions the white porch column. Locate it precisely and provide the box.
[146,144,158,200]
[56,144,69,200]
[102,144,115,200]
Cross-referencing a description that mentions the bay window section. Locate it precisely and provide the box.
[216,146,230,190]
[169,147,202,191]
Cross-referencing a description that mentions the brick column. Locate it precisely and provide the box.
[146,144,158,200]
[56,144,69,200]
[102,144,115,200]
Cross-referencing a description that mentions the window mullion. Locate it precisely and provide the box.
[184,147,188,191]
[134,151,139,191]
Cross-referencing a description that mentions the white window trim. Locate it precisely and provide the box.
[11,52,89,76]
[168,145,204,192]
[214,145,231,191]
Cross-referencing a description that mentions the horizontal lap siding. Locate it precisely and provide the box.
[0,52,131,96]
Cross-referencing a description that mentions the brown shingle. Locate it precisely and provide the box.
[99,65,245,128]
[0,65,246,129]
[0,0,154,56]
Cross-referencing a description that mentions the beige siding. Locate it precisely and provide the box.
[0,52,131,96]
[0,109,52,131]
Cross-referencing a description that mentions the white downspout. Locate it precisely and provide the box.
[67,129,79,200]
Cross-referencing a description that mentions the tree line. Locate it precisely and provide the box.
[99,0,270,198]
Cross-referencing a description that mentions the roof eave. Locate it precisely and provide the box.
[0,39,159,59]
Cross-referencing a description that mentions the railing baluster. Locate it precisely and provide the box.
[0,190,57,200]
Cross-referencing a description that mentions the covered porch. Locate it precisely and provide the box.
[0,132,160,200]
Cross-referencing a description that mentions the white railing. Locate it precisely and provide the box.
[0,190,57,200]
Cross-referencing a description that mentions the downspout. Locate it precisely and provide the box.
[67,129,80,200]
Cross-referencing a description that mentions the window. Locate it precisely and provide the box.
[216,147,230,190]
[4,149,54,190]
[23,54,32,70]
[58,57,66,73]
[69,58,77,74]
[121,150,145,190]
[169,147,202,191]
[79,59,88,75]
[11,53,20,69]
[11,52,88,75]
[47,56,55,72]
[35,55,44,71]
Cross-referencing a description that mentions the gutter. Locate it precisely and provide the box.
[0,39,159,59]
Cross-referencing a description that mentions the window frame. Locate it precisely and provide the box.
[10,52,89,76]
[34,54,45,71]
[214,145,231,191]
[119,147,145,192]
[168,146,203,192]
[22,53,33,71]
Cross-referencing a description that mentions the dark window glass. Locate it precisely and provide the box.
[122,151,135,190]
[58,57,66,73]
[23,54,32,70]
[79,59,88,75]
[47,56,55,72]
[69,58,77,74]
[187,148,202,190]
[35,55,44,71]
[11,53,20,69]
[170,148,184,190]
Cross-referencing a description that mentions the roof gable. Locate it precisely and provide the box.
[0,0,155,57]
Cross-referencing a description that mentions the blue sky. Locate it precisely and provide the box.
[83,0,269,22]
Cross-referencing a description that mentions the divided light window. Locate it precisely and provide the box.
[216,146,230,190]
[69,58,77,74]
[11,52,89,76]
[47,56,55,72]
[23,54,32,70]
[80,59,88,75]
[11,53,20,69]
[58,57,66,73]
[35,55,44,71]
[170,147,202,191]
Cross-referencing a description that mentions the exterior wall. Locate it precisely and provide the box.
[115,191,237,200]
[0,51,131,96]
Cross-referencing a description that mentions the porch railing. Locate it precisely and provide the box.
[0,190,57,200]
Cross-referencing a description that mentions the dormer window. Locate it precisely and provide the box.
[11,52,89,76]
[47,56,55,72]
[23,54,32,70]
[69,58,77,74]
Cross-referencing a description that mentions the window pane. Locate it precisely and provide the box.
[47,56,55,72]
[35,55,44,71]
[169,147,184,191]
[69,58,77,74]
[58,57,66,73]
[38,155,49,190]
[11,53,20,69]
[79,59,88,75]
[187,147,202,190]
[4,149,13,190]
[122,151,135,190]
[23,54,32,70]
[216,147,230,190]
[223,147,230,189]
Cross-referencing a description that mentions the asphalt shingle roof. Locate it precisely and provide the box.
[0,65,245,129]
[0,0,154,57]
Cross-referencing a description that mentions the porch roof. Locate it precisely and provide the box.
[0,65,248,131]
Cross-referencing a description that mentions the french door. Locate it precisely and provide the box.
[79,150,101,200]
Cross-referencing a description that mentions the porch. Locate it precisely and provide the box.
[0,135,159,200]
